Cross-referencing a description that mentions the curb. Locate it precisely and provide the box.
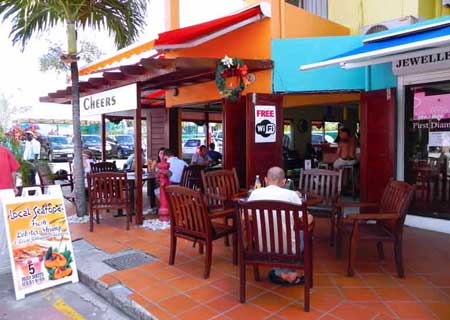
[73,240,156,320]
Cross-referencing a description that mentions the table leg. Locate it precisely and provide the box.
[129,181,135,215]
[148,178,156,208]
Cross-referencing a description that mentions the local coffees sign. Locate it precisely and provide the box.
[255,105,276,143]
[0,186,78,300]
[393,47,450,76]
[80,83,137,116]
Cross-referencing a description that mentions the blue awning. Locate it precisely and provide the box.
[300,19,450,70]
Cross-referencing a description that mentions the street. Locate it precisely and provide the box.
[0,273,131,320]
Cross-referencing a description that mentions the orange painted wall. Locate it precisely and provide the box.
[165,18,272,107]
[283,92,360,108]
[164,2,350,108]
[283,3,350,38]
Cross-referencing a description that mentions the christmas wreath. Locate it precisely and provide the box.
[215,55,249,102]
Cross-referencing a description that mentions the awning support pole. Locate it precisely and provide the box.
[135,83,143,225]
[101,114,106,161]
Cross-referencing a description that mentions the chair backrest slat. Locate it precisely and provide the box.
[180,165,205,190]
[238,200,308,259]
[91,161,118,173]
[378,179,415,232]
[165,185,211,236]
[298,169,342,206]
[87,172,129,210]
[201,168,241,208]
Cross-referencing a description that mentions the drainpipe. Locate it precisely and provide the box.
[435,0,443,17]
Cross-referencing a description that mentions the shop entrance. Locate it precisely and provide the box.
[405,81,450,220]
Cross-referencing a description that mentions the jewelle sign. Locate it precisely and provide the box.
[392,47,450,76]
[80,83,137,117]
[0,186,78,300]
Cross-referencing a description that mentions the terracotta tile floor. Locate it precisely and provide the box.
[67,201,450,320]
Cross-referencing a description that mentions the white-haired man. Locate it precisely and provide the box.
[248,166,309,286]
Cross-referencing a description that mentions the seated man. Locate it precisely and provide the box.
[191,145,211,166]
[207,143,222,166]
[333,128,357,169]
[124,149,145,171]
[248,166,309,286]
[164,149,187,185]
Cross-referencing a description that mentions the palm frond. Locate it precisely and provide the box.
[76,0,148,49]
[0,0,66,49]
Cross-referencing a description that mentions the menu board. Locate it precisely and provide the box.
[0,186,78,300]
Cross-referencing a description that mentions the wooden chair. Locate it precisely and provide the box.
[180,164,205,190]
[90,161,118,173]
[201,168,247,209]
[165,185,237,278]
[237,200,312,311]
[201,168,247,246]
[335,180,415,277]
[36,161,74,201]
[87,172,131,232]
[298,169,342,246]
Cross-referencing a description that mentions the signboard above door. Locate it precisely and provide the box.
[80,83,137,117]
[392,47,450,76]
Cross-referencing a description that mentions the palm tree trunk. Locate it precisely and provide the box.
[67,21,86,217]
[70,61,87,217]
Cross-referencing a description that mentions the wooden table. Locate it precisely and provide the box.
[126,172,156,213]
[300,192,323,207]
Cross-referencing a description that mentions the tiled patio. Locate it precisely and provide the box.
[67,202,450,320]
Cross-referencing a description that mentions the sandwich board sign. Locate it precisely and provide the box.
[0,186,78,300]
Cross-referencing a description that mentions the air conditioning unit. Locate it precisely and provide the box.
[443,0,450,8]
[361,16,419,35]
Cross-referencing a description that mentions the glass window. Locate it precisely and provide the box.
[209,122,223,153]
[405,82,450,220]
[283,120,293,149]
[311,121,339,144]
[181,121,206,161]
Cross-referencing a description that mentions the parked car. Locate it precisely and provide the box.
[109,134,135,159]
[212,131,223,153]
[182,138,205,161]
[82,134,111,159]
[40,135,74,162]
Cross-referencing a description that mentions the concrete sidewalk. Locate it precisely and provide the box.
[0,273,131,320]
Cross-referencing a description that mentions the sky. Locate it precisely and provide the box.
[0,0,245,120]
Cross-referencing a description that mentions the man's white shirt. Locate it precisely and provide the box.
[168,157,188,184]
[23,139,41,160]
[248,185,303,254]
[248,185,302,205]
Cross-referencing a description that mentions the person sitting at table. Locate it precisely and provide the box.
[164,149,187,185]
[124,149,145,171]
[207,143,222,166]
[191,145,211,166]
[248,166,306,286]
[333,127,357,169]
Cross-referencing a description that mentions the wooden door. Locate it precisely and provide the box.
[245,93,283,188]
[360,88,396,202]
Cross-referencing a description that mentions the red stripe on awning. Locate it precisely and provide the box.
[144,89,165,99]
[155,6,263,46]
